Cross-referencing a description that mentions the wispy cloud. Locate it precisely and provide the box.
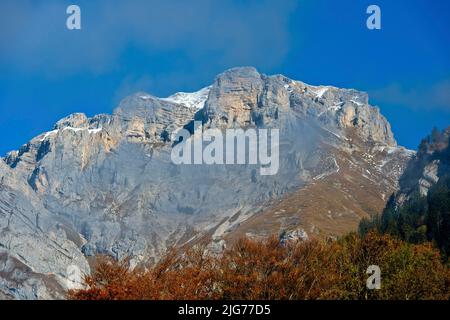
[370,79,450,112]
[0,0,298,76]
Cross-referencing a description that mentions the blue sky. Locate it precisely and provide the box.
[0,0,449,155]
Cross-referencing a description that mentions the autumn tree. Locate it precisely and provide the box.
[69,232,449,300]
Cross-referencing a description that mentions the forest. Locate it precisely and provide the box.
[69,232,449,300]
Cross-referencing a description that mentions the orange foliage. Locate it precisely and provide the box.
[68,232,450,300]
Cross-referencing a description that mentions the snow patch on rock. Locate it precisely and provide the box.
[161,86,211,110]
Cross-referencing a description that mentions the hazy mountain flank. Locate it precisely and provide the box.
[0,67,414,299]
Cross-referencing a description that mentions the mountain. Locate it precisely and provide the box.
[0,67,413,299]
[396,127,450,199]
[360,126,450,255]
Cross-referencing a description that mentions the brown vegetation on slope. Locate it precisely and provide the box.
[227,135,408,243]
[69,232,449,300]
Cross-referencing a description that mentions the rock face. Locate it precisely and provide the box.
[391,127,450,203]
[0,67,413,299]
[202,67,396,148]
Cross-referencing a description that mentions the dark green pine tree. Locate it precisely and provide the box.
[427,176,450,257]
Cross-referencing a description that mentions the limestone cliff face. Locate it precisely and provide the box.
[0,67,412,299]
[202,67,395,148]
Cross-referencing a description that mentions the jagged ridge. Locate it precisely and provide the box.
[0,67,413,299]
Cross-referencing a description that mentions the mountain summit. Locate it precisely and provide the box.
[0,67,413,299]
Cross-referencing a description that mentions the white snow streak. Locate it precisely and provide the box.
[161,86,211,110]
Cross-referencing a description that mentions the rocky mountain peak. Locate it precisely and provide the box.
[396,126,450,198]
[54,113,89,130]
[201,67,396,147]
[203,66,265,127]
[114,92,171,118]
[0,67,414,299]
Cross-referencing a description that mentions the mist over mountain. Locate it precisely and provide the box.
[0,67,415,299]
